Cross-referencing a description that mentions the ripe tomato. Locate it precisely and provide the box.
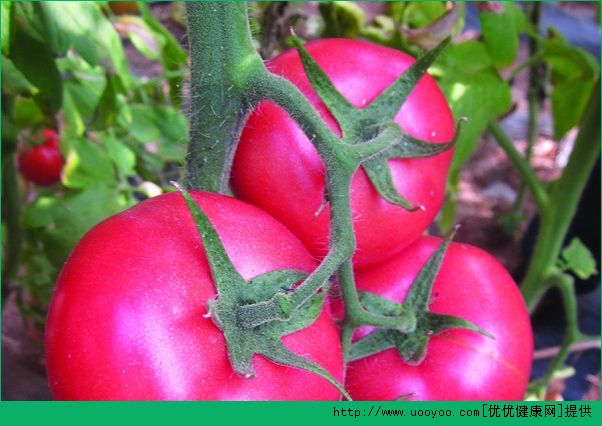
[18,129,64,186]
[345,236,533,400]
[231,39,455,269]
[45,191,343,400]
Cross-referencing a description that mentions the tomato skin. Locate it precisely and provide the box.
[18,130,64,186]
[345,236,533,401]
[45,191,343,400]
[232,39,455,269]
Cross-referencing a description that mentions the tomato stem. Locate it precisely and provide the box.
[1,157,22,308]
[185,2,264,192]
[487,121,549,213]
[541,272,580,388]
[518,79,600,311]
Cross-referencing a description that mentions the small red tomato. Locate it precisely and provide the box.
[345,236,533,401]
[45,191,344,400]
[18,130,64,186]
[232,39,455,269]
[42,128,60,145]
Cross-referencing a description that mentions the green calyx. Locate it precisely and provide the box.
[174,184,350,400]
[291,36,457,211]
[348,233,493,365]
[228,35,461,337]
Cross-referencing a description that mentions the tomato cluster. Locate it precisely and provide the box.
[18,128,64,187]
[45,39,533,401]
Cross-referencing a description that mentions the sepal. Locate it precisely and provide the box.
[175,184,350,399]
[349,231,492,365]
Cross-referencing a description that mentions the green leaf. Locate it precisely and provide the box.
[479,3,526,68]
[88,73,131,131]
[22,184,132,269]
[44,2,131,90]
[319,1,365,38]
[560,238,598,280]
[58,53,107,136]
[129,104,187,162]
[403,2,447,28]
[434,41,512,191]
[2,2,11,55]
[12,98,46,129]
[36,3,71,55]
[9,27,62,115]
[541,34,599,139]
[62,136,115,189]
[117,16,163,61]
[11,2,46,43]
[102,132,136,178]
[1,56,39,96]
[139,2,187,107]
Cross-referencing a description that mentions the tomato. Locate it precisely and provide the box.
[231,39,455,269]
[18,129,64,186]
[345,236,533,401]
[45,191,343,400]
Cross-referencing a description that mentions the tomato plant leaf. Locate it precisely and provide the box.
[1,2,11,55]
[9,27,62,116]
[22,183,132,270]
[479,2,526,68]
[1,57,39,96]
[541,33,599,140]
[12,98,46,129]
[59,53,107,136]
[319,1,366,39]
[138,2,187,107]
[102,132,137,178]
[559,237,598,280]
[62,136,115,189]
[42,2,131,90]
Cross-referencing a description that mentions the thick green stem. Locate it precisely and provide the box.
[185,2,265,192]
[1,157,21,308]
[250,73,343,159]
[488,121,549,212]
[542,273,580,387]
[511,89,540,211]
[512,2,544,215]
[520,79,600,310]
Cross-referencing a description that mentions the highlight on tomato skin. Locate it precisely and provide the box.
[344,236,534,401]
[18,129,64,187]
[44,191,344,401]
[231,38,455,270]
